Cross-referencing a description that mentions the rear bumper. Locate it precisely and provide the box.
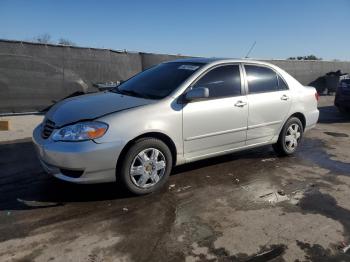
[305,109,319,132]
[32,125,123,184]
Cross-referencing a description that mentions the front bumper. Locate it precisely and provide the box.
[32,125,124,184]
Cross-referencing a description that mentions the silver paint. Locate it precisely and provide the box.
[32,58,319,184]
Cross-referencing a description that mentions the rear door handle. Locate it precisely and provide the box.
[234,101,247,107]
[281,94,289,101]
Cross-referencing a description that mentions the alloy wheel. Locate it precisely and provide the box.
[285,123,301,151]
[129,148,166,188]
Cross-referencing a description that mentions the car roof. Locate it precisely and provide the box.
[167,57,275,67]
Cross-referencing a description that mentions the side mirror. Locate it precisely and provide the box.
[185,87,209,102]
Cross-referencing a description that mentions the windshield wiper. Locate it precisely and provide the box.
[109,87,145,98]
[119,89,145,98]
[109,87,159,99]
[108,87,121,93]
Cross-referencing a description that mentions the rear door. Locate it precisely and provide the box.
[183,64,248,159]
[243,64,292,145]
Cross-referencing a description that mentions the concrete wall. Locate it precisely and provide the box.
[264,60,350,90]
[0,40,142,113]
[140,52,189,70]
[0,39,350,113]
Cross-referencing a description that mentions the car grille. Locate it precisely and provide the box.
[41,119,56,139]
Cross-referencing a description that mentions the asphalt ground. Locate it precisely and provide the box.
[0,96,350,262]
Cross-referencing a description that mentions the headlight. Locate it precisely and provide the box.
[52,121,108,142]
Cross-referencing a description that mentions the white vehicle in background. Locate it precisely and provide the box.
[33,58,319,194]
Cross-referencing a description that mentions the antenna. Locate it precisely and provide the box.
[245,41,256,58]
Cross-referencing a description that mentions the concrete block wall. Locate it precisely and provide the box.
[265,60,350,87]
[0,39,349,113]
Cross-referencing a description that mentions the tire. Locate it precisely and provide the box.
[273,117,303,156]
[119,138,173,195]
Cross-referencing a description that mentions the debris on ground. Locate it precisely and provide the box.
[122,207,128,212]
[206,175,210,178]
[239,181,317,206]
[277,190,286,196]
[269,192,289,204]
[17,198,61,208]
[338,241,350,254]
[240,185,249,191]
[6,211,11,216]
[258,190,289,204]
[234,178,240,184]
[177,185,192,192]
[259,192,274,198]
[249,245,286,261]
[261,158,276,162]
[290,190,306,205]
[169,184,176,190]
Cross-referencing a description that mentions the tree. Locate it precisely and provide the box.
[287,55,322,61]
[304,55,322,60]
[58,38,76,46]
[34,33,52,44]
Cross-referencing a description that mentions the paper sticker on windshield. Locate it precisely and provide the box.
[178,65,199,71]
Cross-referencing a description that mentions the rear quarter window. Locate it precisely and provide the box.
[277,75,289,90]
[245,65,288,93]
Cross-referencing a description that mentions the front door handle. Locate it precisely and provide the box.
[234,101,247,107]
[281,94,289,101]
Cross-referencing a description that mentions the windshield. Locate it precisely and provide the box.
[113,62,203,99]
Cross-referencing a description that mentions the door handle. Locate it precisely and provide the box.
[234,101,247,107]
[281,94,289,101]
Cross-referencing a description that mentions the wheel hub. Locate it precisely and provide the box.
[144,162,154,173]
[129,148,166,189]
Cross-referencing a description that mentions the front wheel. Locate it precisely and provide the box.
[119,138,172,195]
[273,117,303,156]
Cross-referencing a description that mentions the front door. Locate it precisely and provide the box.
[182,64,248,160]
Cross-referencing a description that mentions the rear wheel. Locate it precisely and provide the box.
[273,117,303,156]
[119,138,172,195]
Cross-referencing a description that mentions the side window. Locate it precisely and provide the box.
[193,65,241,98]
[277,75,289,90]
[245,65,278,94]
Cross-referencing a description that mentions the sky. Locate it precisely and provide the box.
[1,0,349,60]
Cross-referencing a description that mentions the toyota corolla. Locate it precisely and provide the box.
[33,58,319,194]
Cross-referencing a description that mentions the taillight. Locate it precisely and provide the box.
[315,92,319,101]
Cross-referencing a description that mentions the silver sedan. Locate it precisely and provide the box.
[32,58,319,194]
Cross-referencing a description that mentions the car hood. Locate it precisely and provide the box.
[45,91,154,127]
